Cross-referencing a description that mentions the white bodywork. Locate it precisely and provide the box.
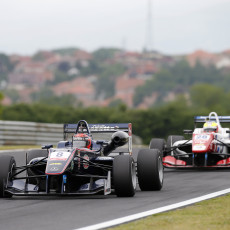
[172,112,230,156]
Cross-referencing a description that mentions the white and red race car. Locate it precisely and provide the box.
[150,112,230,168]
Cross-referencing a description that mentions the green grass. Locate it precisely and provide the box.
[0,145,40,150]
[111,194,230,230]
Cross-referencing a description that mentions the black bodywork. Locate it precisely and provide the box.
[4,120,132,196]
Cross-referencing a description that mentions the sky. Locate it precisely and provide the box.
[0,0,230,55]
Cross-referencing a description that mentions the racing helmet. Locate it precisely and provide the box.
[72,133,92,149]
[203,121,218,133]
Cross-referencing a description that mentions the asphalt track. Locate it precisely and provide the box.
[0,148,230,230]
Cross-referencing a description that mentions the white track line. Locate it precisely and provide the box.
[75,188,230,230]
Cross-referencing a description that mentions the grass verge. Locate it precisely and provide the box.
[0,145,40,150]
[111,194,230,230]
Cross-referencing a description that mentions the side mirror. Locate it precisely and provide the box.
[184,130,193,134]
[42,144,53,149]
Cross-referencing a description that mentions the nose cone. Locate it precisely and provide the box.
[192,133,214,153]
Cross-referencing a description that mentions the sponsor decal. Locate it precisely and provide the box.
[49,163,62,165]
[73,136,88,141]
[195,135,209,140]
[91,125,119,131]
[83,154,89,169]
[95,157,113,161]
[193,145,206,150]
[50,167,59,171]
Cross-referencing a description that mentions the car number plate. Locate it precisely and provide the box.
[49,151,71,161]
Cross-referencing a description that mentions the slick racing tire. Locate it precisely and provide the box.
[27,149,48,185]
[0,155,16,198]
[149,138,166,157]
[113,155,136,197]
[137,149,163,191]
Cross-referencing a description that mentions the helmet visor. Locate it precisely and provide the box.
[204,127,216,132]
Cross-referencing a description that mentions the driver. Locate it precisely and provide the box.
[72,133,92,149]
[78,122,86,133]
[203,121,218,133]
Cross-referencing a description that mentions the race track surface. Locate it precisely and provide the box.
[0,149,230,230]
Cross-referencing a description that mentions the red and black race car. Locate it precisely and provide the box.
[149,112,230,168]
[0,120,163,198]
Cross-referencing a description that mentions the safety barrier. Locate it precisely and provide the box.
[0,120,142,146]
[0,120,63,146]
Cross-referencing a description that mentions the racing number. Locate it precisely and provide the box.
[50,151,71,161]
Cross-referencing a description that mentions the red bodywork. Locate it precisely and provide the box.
[163,132,230,168]
[192,133,214,153]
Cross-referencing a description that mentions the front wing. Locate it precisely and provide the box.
[5,171,111,196]
[163,155,230,169]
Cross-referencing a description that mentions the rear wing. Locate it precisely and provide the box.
[194,116,230,123]
[63,123,132,154]
[64,123,132,134]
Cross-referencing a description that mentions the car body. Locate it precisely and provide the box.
[150,112,230,168]
[0,120,164,198]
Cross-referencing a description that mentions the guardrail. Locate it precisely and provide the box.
[0,120,63,146]
[0,120,142,146]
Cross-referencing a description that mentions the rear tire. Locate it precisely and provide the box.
[113,155,136,197]
[0,155,16,198]
[137,149,163,191]
[149,138,166,157]
[27,149,48,184]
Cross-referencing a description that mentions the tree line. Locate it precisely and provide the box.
[134,60,230,106]
[1,87,230,145]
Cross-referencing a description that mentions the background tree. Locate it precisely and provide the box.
[92,48,121,62]
[95,63,126,99]
[190,84,229,114]
[0,53,14,83]
[134,60,227,107]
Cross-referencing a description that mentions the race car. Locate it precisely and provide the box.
[0,120,163,198]
[149,112,230,168]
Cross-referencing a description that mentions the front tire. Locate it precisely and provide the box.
[167,135,185,149]
[113,155,136,197]
[0,155,16,198]
[137,149,163,191]
[149,138,166,157]
[166,135,185,155]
